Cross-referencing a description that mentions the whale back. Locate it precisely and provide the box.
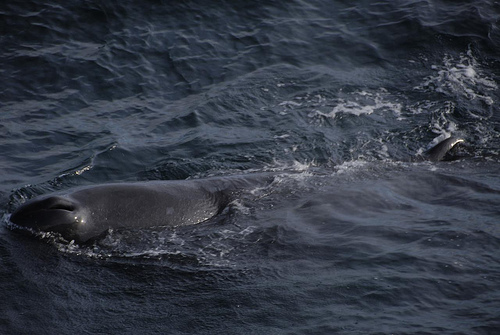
[10,174,274,243]
[424,137,465,162]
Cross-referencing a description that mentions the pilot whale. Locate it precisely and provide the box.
[10,174,273,243]
[9,136,464,243]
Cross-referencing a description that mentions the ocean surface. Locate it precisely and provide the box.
[1,1,500,334]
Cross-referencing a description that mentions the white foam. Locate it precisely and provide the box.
[415,49,497,106]
[278,100,302,107]
[308,90,402,119]
[333,160,368,174]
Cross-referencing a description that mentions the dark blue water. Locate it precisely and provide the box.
[1,1,500,334]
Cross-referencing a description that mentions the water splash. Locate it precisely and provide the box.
[307,89,402,120]
[415,49,497,107]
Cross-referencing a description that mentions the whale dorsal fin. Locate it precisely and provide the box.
[425,137,465,162]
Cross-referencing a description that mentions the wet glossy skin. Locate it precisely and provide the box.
[10,175,268,243]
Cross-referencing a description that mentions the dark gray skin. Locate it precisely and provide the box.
[10,174,273,243]
[9,137,464,243]
[423,137,465,162]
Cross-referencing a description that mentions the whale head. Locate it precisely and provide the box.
[10,196,89,242]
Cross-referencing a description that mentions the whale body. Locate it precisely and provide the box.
[424,137,465,162]
[10,174,272,243]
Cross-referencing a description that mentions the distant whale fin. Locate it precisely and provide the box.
[424,137,465,162]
